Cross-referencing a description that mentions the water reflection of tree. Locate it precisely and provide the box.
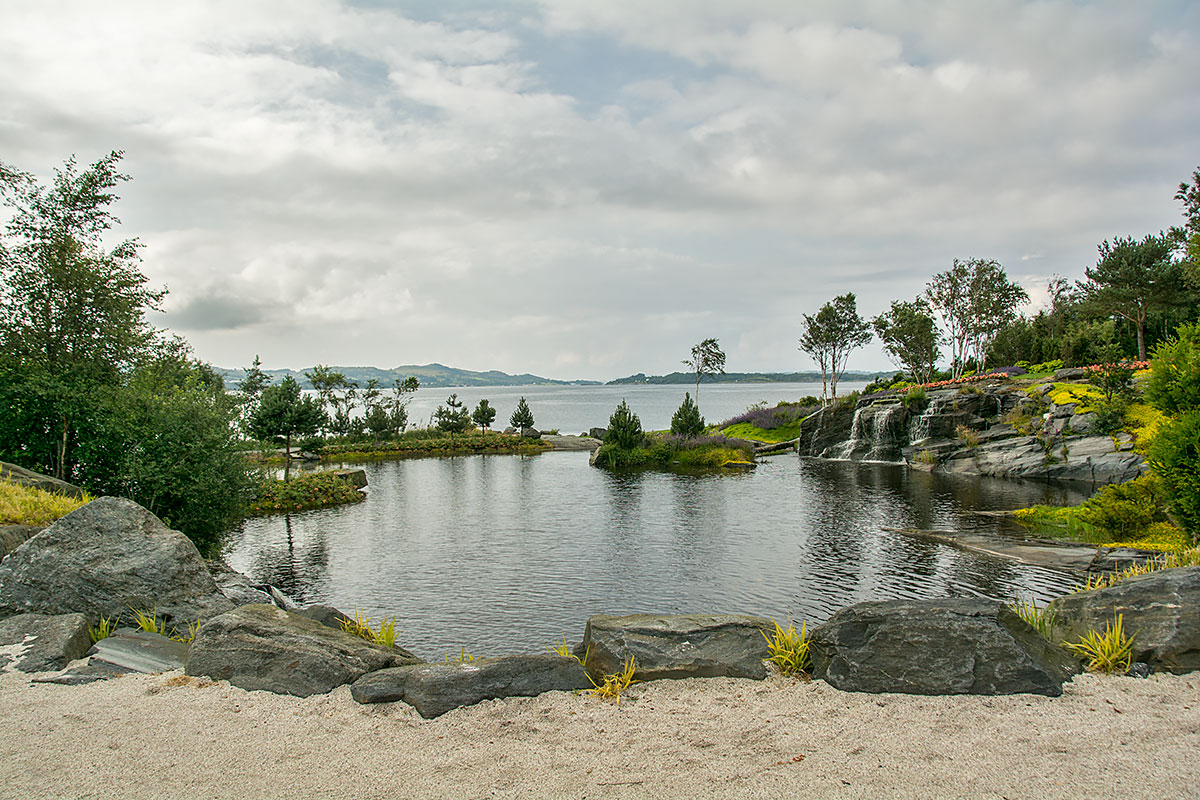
[798,460,867,612]
[666,473,728,571]
[244,514,328,605]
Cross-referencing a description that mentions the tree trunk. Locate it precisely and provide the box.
[1136,313,1147,361]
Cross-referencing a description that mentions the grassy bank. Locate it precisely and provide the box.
[321,429,550,460]
[592,434,754,470]
[717,400,821,443]
[249,471,366,515]
[0,481,91,526]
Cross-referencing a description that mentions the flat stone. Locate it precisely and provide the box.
[352,654,590,718]
[333,469,368,489]
[32,661,127,685]
[579,613,774,681]
[185,604,421,697]
[810,598,1079,696]
[89,629,190,673]
[0,613,90,673]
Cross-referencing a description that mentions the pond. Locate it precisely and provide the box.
[223,451,1089,660]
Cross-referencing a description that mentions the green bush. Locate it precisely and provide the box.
[1074,475,1165,540]
[607,400,644,449]
[1145,323,1200,413]
[1147,410,1200,539]
[901,385,927,409]
[592,442,647,468]
[250,470,365,515]
[670,393,705,436]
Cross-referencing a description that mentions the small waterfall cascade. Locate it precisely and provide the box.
[829,401,908,462]
[907,393,955,444]
[827,405,869,460]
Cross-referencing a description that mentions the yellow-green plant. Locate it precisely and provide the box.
[762,619,810,675]
[1065,614,1134,674]
[1074,547,1200,592]
[0,480,91,526]
[340,607,374,641]
[547,636,590,667]
[88,615,117,644]
[912,449,939,465]
[373,616,398,648]
[585,655,638,704]
[131,607,167,636]
[955,424,980,448]
[445,647,475,664]
[1007,598,1057,640]
[171,619,201,645]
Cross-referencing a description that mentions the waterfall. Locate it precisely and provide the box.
[827,406,869,460]
[908,394,954,443]
[828,402,907,463]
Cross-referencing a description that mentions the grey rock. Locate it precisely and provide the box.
[0,613,90,673]
[1067,411,1098,434]
[0,497,234,625]
[589,427,607,441]
[1053,368,1089,381]
[185,604,421,696]
[1047,566,1200,674]
[0,461,88,499]
[520,427,542,439]
[0,525,42,562]
[942,434,1143,486]
[809,598,1079,696]
[207,560,295,610]
[33,661,126,685]
[795,404,856,457]
[352,654,589,718]
[1128,662,1153,679]
[333,468,368,490]
[579,613,774,681]
[293,604,354,631]
[89,629,190,673]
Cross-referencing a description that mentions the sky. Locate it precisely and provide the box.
[1,1,1197,381]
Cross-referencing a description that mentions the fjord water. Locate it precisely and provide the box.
[224,450,1088,660]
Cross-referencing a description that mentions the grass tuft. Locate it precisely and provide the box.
[88,615,117,644]
[1007,598,1057,640]
[445,647,476,664]
[548,636,590,667]
[1065,614,1134,674]
[762,619,811,676]
[340,606,400,647]
[1074,547,1200,592]
[585,655,639,704]
[171,619,201,645]
[0,480,91,526]
[130,607,167,637]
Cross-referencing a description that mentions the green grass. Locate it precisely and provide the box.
[339,607,402,648]
[1065,614,1134,674]
[1075,547,1200,592]
[592,439,755,470]
[321,429,550,461]
[762,619,810,676]
[721,420,807,443]
[0,480,92,526]
[1007,598,1057,640]
[585,655,638,704]
[88,615,117,644]
[249,470,366,515]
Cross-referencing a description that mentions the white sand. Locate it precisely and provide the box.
[2,669,1198,800]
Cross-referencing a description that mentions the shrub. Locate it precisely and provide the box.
[762,619,810,675]
[1145,322,1200,413]
[670,393,705,436]
[912,449,939,465]
[1147,410,1200,539]
[955,424,980,447]
[250,470,365,515]
[1065,614,1134,674]
[1074,475,1164,540]
[902,385,927,409]
[0,480,91,526]
[606,400,644,449]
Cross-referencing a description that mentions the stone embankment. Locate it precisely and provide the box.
[3,489,1197,719]
[786,372,1143,487]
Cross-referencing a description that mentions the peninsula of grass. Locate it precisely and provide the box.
[0,481,91,526]
[249,470,366,515]
[321,429,550,461]
[717,400,821,443]
[592,433,755,470]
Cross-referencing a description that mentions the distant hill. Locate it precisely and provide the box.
[607,370,892,385]
[217,363,602,390]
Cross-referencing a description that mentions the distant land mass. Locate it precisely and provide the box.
[217,363,603,390]
[607,370,892,385]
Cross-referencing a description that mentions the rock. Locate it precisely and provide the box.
[589,427,607,441]
[1047,566,1200,674]
[520,427,541,439]
[503,427,516,435]
[351,655,590,718]
[1053,368,1089,381]
[333,469,367,490]
[293,604,354,631]
[795,403,856,457]
[941,434,1143,486]
[1067,411,1098,434]
[207,560,295,609]
[0,461,88,499]
[0,497,234,625]
[0,525,42,562]
[185,604,421,696]
[88,628,190,673]
[809,598,1079,696]
[0,613,90,673]
[579,613,774,681]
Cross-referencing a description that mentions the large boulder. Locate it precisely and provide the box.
[0,497,233,625]
[185,604,421,697]
[1048,566,1200,674]
[206,559,295,610]
[351,655,590,718]
[942,434,1144,486]
[0,525,42,562]
[579,613,774,681]
[0,461,88,499]
[809,598,1079,696]
[0,613,90,673]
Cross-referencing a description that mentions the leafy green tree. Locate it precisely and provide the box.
[248,375,326,457]
[434,393,472,435]
[871,299,941,384]
[926,259,1026,379]
[1145,323,1200,414]
[799,293,872,401]
[510,396,535,432]
[1175,165,1200,283]
[682,338,726,405]
[607,400,643,449]
[1148,411,1200,540]
[305,364,351,435]
[387,376,419,435]
[472,399,497,430]
[0,151,163,479]
[1079,233,1188,361]
[670,393,705,437]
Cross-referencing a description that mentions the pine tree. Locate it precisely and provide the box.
[510,396,534,432]
[670,393,705,437]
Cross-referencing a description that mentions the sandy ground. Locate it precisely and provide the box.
[2,669,1198,800]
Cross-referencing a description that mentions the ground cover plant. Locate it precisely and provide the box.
[585,655,638,704]
[1007,599,1057,640]
[1065,614,1134,674]
[593,432,754,470]
[0,481,91,526]
[762,619,810,676]
[249,470,365,515]
[719,400,820,443]
[319,429,549,461]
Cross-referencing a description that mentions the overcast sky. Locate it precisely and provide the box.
[2,1,1197,380]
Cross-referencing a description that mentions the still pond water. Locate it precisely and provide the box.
[224,448,1088,660]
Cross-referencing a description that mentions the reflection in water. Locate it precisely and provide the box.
[224,454,1088,659]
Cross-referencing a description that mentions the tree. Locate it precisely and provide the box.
[799,293,872,402]
[670,393,705,437]
[472,399,497,430]
[926,258,1026,379]
[248,375,326,458]
[871,299,941,384]
[1079,233,1187,361]
[0,151,164,479]
[682,338,726,405]
[607,400,643,449]
[305,364,350,435]
[1175,165,1200,283]
[510,396,534,433]
[433,393,472,435]
[387,376,419,435]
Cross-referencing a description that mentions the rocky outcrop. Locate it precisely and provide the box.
[185,604,421,697]
[207,559,296,610]
[0,497,233,625]
[793,404,856,457]
[579,613,774,681]
[809,598,1079,696]
[941,434,1144,485]
[0,525,42,562]
[351,655,590,718]
[333,469,368,490]
[1048,566,1200,674]
[0,613,90,672]
[0,461,88,499]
